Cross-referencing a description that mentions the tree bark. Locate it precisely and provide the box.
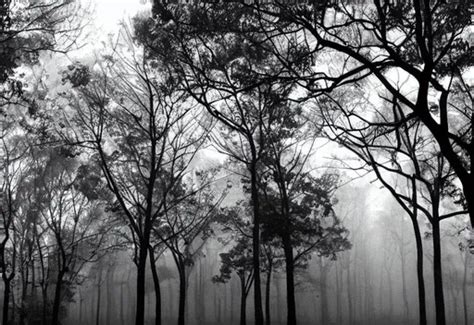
[149,248,162,325]
[432,220,446,325]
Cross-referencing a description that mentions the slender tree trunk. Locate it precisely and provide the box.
[347,264,353,325]
[432,220,446,325]
[411,216,427,325]
[106,266,114,325]
[387,267,393,323]
[250,163,264,325]
[463,251,469,325]
[319,258,328,325]
[136,241,149,325]
[42,286,48,325]
[52,271,65,325]
[149,248,162,325]
[240,277,247,325]
[282,235,296,325]
[335,263,342,325]
[96,274,102,325]
[264,262,272,325]
[120,282,125,325]
[2,279,11,325]
[177,260,186,325]
[400,249,409,322]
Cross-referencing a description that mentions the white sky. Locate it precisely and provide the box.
[92,0,150,31]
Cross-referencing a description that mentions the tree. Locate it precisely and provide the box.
[320,87,467,324]
[59,26,208,325]
[32,148,116,325]
[133,10,293,323]
[235,0,474,228]
[213,236,254,325]
[0,0,86,106]
[0,123,29,325]
[154,169,228,325]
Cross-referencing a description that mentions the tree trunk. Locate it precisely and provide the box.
[52,271,65,325]
[135,243,149,325]
[347,264,353,325]
[432,220,446,325]
[319,257,328,325]
[96,274,102,325]
[335,263,342,325]
[264,262,272,325]
[240,277,247,325]
[106,266,114,325]
[41,286,48,325]
[2,279,11,325]
[411,216,427,325]
[149,248,162,325]
[177,260,186,325]
[120,282,125,325]
[282,234,296,325]
[250,163,264,325]
[400,248,409,322]
[463,250,469,325]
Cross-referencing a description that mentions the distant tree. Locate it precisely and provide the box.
[0,123,29,325]
[213,236,254,325]
[32,148,116,325]
[154,169,228,325]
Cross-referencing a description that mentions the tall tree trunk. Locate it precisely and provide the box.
[106,266,114,325]
[240,277,247,325]
[41,286,48,325]
[463,250,469,325]
[135,241,149,325]
[411,216,427,325]
[400,248,409,322]
[282,235,296,325]
[432,220,446,325]
[120,282,125,325]
[96,273,102,325]
[2,279,11,325]
[177,259,186,325]
[250,163,264,325]
[319,257,328,325]
[52,271,65,325]
[347,264,353,325]
[264,262,272,325]
[149,248,162,325]
[335,263,342,325]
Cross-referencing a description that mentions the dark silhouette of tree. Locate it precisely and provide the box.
[153,169,228,325]
[59,26,209,325]
[320,88,467,324]
[213,236,254,325]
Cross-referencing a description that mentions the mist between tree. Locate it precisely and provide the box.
[0,1,472,325]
